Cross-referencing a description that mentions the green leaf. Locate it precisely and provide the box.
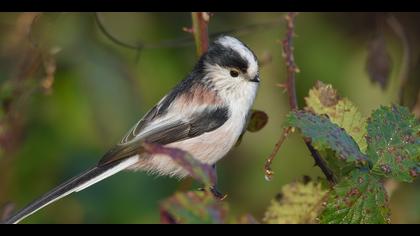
[263,180,327,224]
[366,105,420,182]
[305,81,367,152]
[320,169,390,224]
[160,191,228,224]
[287,110,368,165]
[143,143,217,187]
[321,149,355,180]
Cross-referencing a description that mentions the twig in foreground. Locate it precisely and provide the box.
[264,127,293,181]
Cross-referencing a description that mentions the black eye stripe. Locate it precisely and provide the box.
[204,42,250,72]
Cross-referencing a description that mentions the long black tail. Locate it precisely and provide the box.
[2,156,138,224]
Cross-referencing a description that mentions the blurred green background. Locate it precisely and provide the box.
[0,12,419,223]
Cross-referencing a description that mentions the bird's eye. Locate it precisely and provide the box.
[230,70,239,77]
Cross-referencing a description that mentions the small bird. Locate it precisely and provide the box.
[3,35,260,224]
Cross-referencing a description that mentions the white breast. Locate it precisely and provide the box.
[130,81,258,178]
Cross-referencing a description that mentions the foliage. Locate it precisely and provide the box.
[1,13,419,224]
[156,87,420,224]
[263,180,327,224]
[304,81,367,152]
[160,191,228,224]
[160,190,259,224]
[366,105,420,182]
[320,169,390,224]
[284,82,419,224]
[286,110,368,166]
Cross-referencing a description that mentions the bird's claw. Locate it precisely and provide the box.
[209,186,227,200]
[197,186,227,200]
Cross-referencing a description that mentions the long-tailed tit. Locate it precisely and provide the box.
[3,35,260,224]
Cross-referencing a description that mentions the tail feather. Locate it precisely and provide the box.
[2,155,139,224]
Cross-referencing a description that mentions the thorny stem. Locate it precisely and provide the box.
[304,140,335,183]
[265,12,335,184]
[264,127,293,181]
[283,12,299,111]
[191,12,210,56]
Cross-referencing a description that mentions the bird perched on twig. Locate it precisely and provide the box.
[3,35,260,224]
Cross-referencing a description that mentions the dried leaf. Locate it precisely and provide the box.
[246,109,269,132]
[235,109,268,146]
[305,81,367,152]
[366,33,392,89]
[263,181,327,224]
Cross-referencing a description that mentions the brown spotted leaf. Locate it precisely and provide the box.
[320,169,390,224]
[143,143,216,187]
[366,105,420,182]
[160,191,228,224]
[305,81,367,152]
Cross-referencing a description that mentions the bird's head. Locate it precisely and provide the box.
[193,36,260,97]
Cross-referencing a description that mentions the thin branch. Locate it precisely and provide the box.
[95,13,143,50]
[304,141,335,183]
[282,12,300,110]
[0,13,43,154]
[264,127,292,181]
[191,12,210,56]
[95,12,282,51]
[266,12,335,184]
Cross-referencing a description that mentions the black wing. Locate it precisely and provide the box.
[97,106,230,166]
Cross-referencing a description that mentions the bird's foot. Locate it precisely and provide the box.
[197,186,227,200]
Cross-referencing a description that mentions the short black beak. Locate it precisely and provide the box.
[250,75,260,83]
